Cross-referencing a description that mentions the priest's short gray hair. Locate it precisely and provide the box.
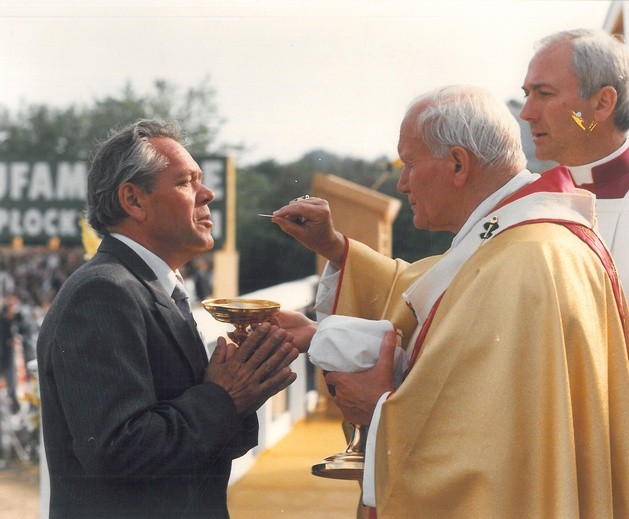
[536,29,629,132]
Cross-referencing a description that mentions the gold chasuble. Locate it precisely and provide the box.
[333,244,440,352]
[332,169,629,518]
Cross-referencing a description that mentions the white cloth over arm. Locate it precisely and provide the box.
[313,261,340,321]
[308,314,409,508]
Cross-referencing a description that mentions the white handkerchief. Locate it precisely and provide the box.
[309,315,408,385]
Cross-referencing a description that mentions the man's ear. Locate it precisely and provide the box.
[450,146,470,187]
[118,183,147,222]
[592,85,617,123]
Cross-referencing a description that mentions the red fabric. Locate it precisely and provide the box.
[502,219,625,331]
[495,166,577,210]
[563,223,626,328]
[406,293,444,372]
[331,235,350,315]
[571,147,629,198]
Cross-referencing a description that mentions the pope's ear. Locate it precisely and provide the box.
[593,85,617,122]
[450,146,470,187]
[118,182,147,221]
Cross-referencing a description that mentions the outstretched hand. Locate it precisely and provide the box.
[270,197,346,268]
[324,329,397,425]
[205,322,299,416]
[272,309,317,353]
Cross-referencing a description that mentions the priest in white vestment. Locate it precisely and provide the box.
[521,29,629,290]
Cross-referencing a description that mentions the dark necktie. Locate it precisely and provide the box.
[172,282,195,324]
[172,280,208,363]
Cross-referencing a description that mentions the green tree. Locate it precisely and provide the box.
[0,82,450,295]
[236,150,452,293]
[235,159,317,294]
[0,75,234,162]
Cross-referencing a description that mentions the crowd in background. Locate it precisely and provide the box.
[1,246,87,383]
[0,247,86,467]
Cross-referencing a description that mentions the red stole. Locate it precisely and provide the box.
[407,167,625,372]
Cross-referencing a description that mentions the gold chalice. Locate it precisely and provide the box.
[312,423,366,480]
[201,298,280,346]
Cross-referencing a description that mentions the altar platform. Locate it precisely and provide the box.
[0,411,362,519]
[228,411,362,518]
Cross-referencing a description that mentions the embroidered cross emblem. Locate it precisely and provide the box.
[480,216,499,240]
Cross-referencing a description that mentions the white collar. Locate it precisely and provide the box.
[451,170,538,248]
[109,233,180,296]
[568,137,629,185]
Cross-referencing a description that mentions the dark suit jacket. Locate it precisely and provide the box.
[37,235,258,519]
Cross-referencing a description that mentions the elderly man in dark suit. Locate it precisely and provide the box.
[37,120,299,519]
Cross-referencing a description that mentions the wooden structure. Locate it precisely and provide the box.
[212,155,239,298]
[311,172,401,274]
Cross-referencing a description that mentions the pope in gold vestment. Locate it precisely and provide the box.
[333,221,629,517]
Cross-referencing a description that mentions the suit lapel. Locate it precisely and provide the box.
[153,285,209,373]
[97,236,209,381]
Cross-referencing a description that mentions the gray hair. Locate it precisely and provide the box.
[536,29,629,131]
[409,85,527,172]
[87,119,182,234]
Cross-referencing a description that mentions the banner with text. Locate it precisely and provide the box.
[0,156,228,249]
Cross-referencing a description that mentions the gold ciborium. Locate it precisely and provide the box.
[201,298,280,346]
[312,422,366,480]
